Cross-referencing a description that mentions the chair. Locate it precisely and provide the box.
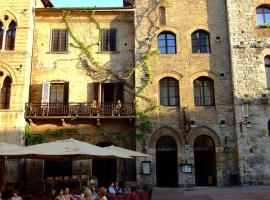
[63,176,71,184]
[89,176,98,187]
[81,174,89,187]
[71,175,81,188]
[45,176,54,192]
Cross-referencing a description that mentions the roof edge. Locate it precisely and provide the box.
[41,0,54,8]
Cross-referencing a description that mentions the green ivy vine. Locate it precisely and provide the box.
[62,4,165,140]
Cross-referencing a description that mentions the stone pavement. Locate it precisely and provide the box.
[152,186,270,200]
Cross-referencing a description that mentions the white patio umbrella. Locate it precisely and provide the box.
[0,142,22,151]
[0,138,131,160]
[104,145,151,158]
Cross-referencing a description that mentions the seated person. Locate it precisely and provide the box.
[114,181,122,194]
[107,182,115,195]
[97,187,107,200]
[63,187,74,200]
[90,186,98,200]
[1,183,13,200]
[11,191,22,200]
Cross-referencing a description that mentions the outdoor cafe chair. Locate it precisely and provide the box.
[81,174,89,187]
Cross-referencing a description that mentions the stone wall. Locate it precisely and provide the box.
[0,0,39,185]
[227,0,270,185]
[134,0,238,186]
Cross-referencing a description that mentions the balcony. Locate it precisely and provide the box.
[25,102,136,119]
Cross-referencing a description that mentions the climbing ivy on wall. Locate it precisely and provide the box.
[61,1,167,139]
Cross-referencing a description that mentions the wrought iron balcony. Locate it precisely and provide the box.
[25,102,136,118]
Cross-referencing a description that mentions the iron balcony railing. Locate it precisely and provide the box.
[25,102,136,118]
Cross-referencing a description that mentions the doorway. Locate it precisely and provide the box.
[92,142,117,187]
[156,136,178,187]
[194,135,217,186]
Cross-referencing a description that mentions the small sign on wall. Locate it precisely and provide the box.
[141,161,151,175]
[180,164,192,173]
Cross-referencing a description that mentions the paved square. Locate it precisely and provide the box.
[152,186,270,200]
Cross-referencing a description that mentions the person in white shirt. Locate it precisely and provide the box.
[10,191,22,200]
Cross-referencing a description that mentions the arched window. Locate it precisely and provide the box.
[158,32,176,54]
[194,77,215,106]
[256,6,270,26]
[0,76,12,109]
[159,77,179,106]
[5,20,16,50]
[159,7,166,26]
[191,30,210,53]
[265,56,270,88]
[0,21,4,49]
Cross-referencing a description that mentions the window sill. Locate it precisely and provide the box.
[191,53,211,55]
[47,51,69,54]
[257,26,270,29]
[97,51,120,54]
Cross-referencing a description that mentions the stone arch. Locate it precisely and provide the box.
[187,126,221,147]
[149,126,183,149]
[0,61,17,85]
[0,9,20,29]
[155,71,183,83]
[189,70,218,81]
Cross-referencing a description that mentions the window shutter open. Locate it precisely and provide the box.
[64,82,69,104]
[93,83,99,101]
[42,81,50,104]
[109,29,116,51]
[115,82,123,102]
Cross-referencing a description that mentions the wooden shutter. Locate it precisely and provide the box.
[51,30,59,52]
[109,29,116,51]
[101,29,109,51]
[115,82,123,102]
[93,83,99,101]
[42,81,50,103]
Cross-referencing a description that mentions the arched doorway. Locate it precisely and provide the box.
[156,136,178,187]
[0,76,12,109]
[194,135,217,186]
[92,142,117,187]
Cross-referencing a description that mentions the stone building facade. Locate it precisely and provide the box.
[24,7,136,191]
[133,0,238,187]
[226,0,270,185]
[2,0,270,190]
[0,0,43,186]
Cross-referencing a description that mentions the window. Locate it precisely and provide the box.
[265,56,270,88]
[101,29,116,51]
[159,78,179,106]
[191,30,210,53]
[93,82,124,103]
[256,6,270,26]
[159,7,166,26]
[158,32,176,54]
[51,29,68,52]
[41,81,69,104]
[0,22,4,49]
[0,76,12,109]
[5,21,16,50]
[194,77,215,106]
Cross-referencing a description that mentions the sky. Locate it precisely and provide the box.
[51,0,123,7]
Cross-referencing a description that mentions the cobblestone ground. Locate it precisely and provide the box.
[152,186,270,200]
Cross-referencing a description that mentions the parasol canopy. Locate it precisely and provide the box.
[0,138,131,160]
[104,145,151,158]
